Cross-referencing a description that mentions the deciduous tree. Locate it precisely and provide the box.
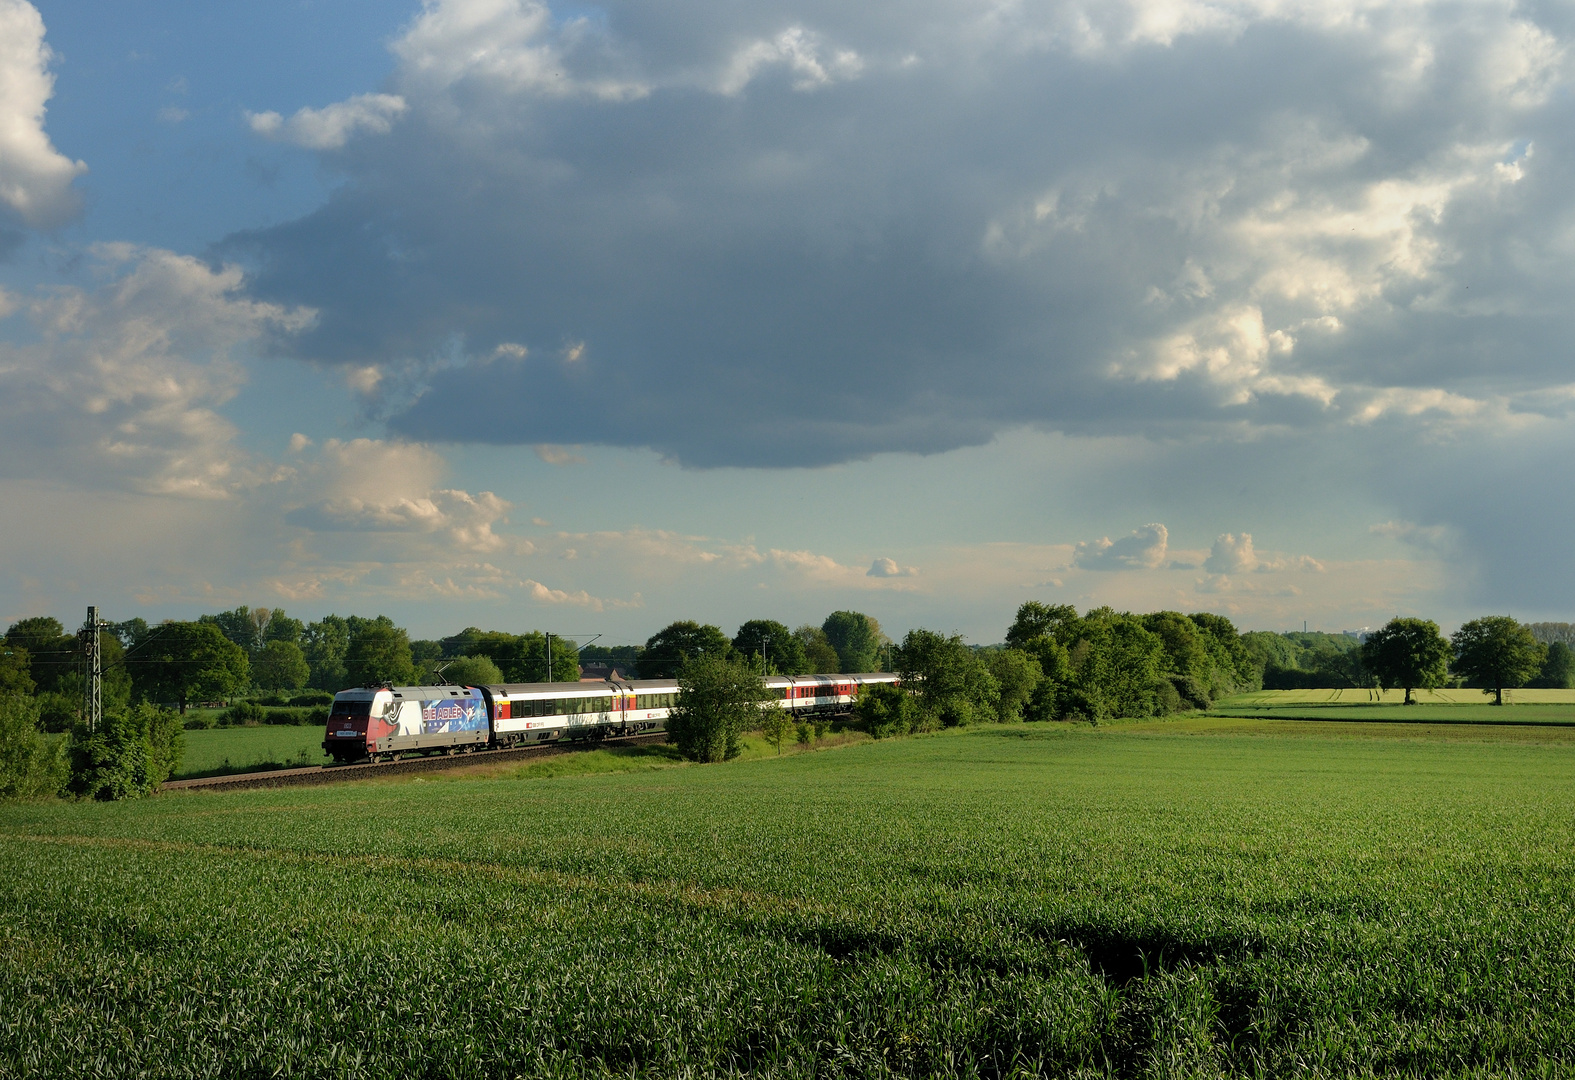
[639,621,732,678]
[443,654,505,686]
[1142,611,1219,708]
[263,610,305,646]
[0,643,34,698]
[130,622,249,713]
[794,625,841,673]
[853,683,917,738]
[0,695,65,801]
[1361,618,1451,704]
[1452,617,1545,705]
[823,611,885,673]
[895,629,1000,727]
[1005,602,1078,649]
[344,618,416,687]
[198,607,262,653]
[4,617,73,694]
[253,639,310,692]
[1187,612,1258,691]
[303,616,351,690]
[1057,609,1167,721]
[760,705,795,755]
[666,654,770,762]
[984,649,1043,722]
[1533,641,1575,689]
[733,619,808,674]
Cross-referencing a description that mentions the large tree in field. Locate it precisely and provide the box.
[666,654,771,762]
[130,622,249,713]
[1451,617,1545,705]
[639,621,731,678]
[1361,618,1451,705]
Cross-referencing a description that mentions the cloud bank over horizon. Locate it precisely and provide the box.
[229,0,1575,464]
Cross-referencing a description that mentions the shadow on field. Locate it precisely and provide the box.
[773,908,1279,1077]
[1054,920,1246,987]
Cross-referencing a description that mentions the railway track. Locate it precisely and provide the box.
[162,732,670,793]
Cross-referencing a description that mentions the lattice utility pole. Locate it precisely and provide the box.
[80,606,105,733]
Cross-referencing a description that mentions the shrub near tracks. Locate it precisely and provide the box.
[6,724,1575,1076]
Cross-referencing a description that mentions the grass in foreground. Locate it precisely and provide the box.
[6,722,1575,1077]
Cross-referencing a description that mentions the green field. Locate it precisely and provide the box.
[174,724,330,778]
[6,721,1575,1076]
[1220,687,1575,705]
[1213,688,1575,725]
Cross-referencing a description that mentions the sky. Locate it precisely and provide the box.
[1,0,1572,645]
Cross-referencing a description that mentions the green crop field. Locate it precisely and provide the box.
[174,724,331,778]
[6,720,1575,1077]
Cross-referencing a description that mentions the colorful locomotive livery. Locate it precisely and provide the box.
[323,672,898,763]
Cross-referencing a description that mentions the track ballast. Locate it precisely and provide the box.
[163,731,670,793]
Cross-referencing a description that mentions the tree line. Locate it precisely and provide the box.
[3,601,1568,795]
[0,604,896,797]
[0,605,897,734]
[674,607,1573,762]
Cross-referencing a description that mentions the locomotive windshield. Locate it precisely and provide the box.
[329,700,372,722]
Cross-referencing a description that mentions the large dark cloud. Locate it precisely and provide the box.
[223,0,1575,467]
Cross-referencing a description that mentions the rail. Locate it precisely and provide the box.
[162,731,669,793]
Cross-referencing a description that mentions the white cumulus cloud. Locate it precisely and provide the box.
[0,0,85,227]
[284,438,511,552]
[1204,532,1258,574]
[246,93,408,150]
[0,245,314,497]
[1073,524,1169,570]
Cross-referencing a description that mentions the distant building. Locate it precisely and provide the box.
[1342,628,1372,643]
[578,662,633,682]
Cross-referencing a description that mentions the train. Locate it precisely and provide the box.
[322,671,899,764]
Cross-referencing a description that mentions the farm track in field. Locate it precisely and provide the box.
[161,731,671,792]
